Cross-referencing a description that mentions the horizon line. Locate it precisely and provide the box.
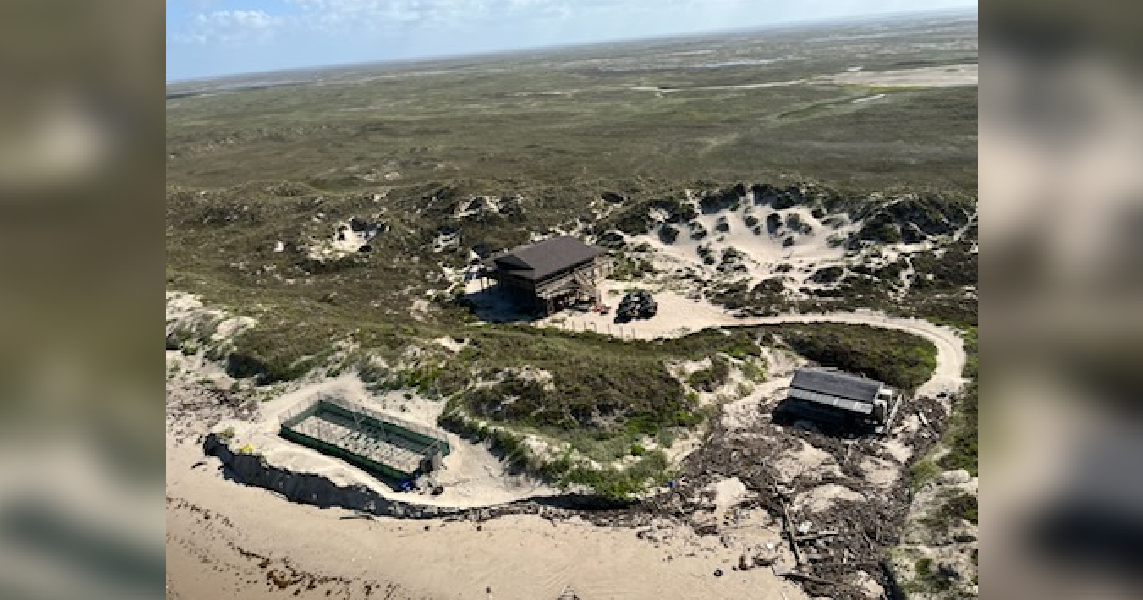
[166,6,977,85]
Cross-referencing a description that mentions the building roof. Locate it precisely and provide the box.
[487,236,604,281]
[788,388,874,415]
[790,368,884,404]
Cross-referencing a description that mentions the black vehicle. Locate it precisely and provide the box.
[615,290,657,322]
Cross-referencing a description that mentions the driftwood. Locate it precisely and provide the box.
[778,497,802,566]
[799,561,882,569]
[775,569,850,588]
[793,530,841,542]
[861,529,877,553]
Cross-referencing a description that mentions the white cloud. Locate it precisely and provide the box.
[171,0,966,51]
[170,0,625,46]
[170,9,282,45]
[284,0,583,33]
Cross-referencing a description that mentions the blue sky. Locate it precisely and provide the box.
[167,0,977,81]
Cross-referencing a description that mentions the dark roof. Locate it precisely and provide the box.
[790,369,883,404]
[488,236,604,281]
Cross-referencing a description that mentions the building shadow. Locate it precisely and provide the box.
[771,397,875,438]
[456,284,545,323]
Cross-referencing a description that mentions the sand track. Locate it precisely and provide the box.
[543,297,967,398]
[731,311,966,398]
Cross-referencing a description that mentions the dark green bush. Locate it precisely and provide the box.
[766,323,937,390]
[812,266,845,284]
[688,356,730,392]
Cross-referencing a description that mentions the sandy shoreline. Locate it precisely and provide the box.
[167,420,809,599]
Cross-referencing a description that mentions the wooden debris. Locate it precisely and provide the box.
[778,496,802,566]
[776,569,847,588]
[793,530,841,542]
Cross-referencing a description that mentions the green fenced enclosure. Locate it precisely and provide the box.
[279,395,451,482]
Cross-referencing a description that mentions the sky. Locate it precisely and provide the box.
[166,0,977,81]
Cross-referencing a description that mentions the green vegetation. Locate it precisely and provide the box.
[227,325,331,384]
[564,450,673,500]
[960,326,978,380]
[938,381,978,476]
[440,326,759,434]
[903,321,978,598]
[168,16,976,195]
[941,492,979,525]
[911,242,977,290]
[918,490,979,539]
[687,355,731,392]
[910,459,942,490]
[760,323,938,390]
[610,255,657,281]
[167,267,945,499]
[913,558,953,592]
[408,319,939,497]
[438,410,676,500]
[909,323,977,485]
[811,265,845,284]
[939,326,979,477]
[739,358,767,383]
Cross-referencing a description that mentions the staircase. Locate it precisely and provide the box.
[573,267,600,304]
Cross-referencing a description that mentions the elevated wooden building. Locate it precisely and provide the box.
[484,236,609,313]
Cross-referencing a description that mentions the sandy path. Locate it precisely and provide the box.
[626,64,978,94]
[630,80,805,93]
[735,311,967,397]
[822,63,978,87]
[544,298,966,397]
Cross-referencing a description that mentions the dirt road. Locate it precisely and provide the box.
[543,291,968,397]
[733,311,967,398]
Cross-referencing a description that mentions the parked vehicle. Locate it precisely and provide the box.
[615,290,657,321]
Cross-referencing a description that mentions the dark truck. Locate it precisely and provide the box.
[615,290,657,322]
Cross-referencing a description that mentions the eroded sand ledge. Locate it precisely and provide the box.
[204,432,619,520]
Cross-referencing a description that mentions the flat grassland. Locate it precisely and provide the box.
[167,15,976,194]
